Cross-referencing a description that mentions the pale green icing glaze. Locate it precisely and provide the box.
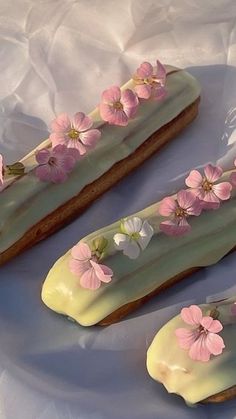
[0,66,200,254]
[147,298,236,404]
[41,171,236,326]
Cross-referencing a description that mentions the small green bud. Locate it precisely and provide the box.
[6,162,25,176]
[120,219,127,234]
[208,307,220,320]
[91,236,108,253]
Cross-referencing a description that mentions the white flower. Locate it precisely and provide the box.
[113,217,154,259]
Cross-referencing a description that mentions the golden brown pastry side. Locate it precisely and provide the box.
[203,386,236,403]
[0,98,200,266]
[99,267,199,325]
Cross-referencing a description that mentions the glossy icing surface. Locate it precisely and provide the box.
[0,66,200,254]
[41,171,236,327]
[147,298,236,404]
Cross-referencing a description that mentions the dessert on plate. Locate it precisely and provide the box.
[0,60,200,265]
[41,161,236,326]
[147,296,236,404]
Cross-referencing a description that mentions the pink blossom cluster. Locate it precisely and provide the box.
[159,163,233,236]
[175,305,225,362]
[99,60,167,126]
[35,60,167,183]
[230,159,236,186]
[69,242,113,290]
[35,112,101,183]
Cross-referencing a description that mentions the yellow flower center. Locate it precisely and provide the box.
[175,207,187,218]
[131,232,140,241]
[143,76,155,85]
[202,178,213,191]
[68,128,80,140]
[133,74,157,86]
[113,101,123,110]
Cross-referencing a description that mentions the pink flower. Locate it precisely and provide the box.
[159,190,202,236]
[185,164,232,209]
[230,159,236,187]
[133,60,166,100]
[69,242,113,290]
[50,112,101,156]
[0,154,4,189]
[231,303,236,315]
[99,86,139,126]
[35,145,77,183]
[175,305,225,362]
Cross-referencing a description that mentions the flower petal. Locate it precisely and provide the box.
[99,103,115,123]
[152,85,167,100]
[90,260,113,284]
[185,169,203,188]
[123,217,142,235]
[60,155,76,172]
[102,86,121,103]
[230,172,236,186]
[50,132,67,147]
[51,144,68,156]
[159,197,178,216]
[0,154,3,187]
[69,258,90,277]
[189,334,211,362]
[123,240,140,259]
[212,182,232,201]
[202,191,220,208]
[49,165,68,183]
[138,220,154,250]
[73,112,93,131]
[136,62,153,78]
[231,303,236,315]
[134,84,152,99]
[51,113,71,133]
[177,190,202,216]
[159,219,191,236]
[67,139,87,155]
[35,165,51,182]
[175,328,199,349]
[181,305,203,325]
[71,242,91,261]
[205,333,225,355]
[35,148,50,165]
[100,264,114,277]
[79,129,101,148]
[80,268,101,290]
[66,147,81,161]
[177,190,197,211]
[100,103,128,126]
[121,89,139,118]
[112,109,129,126]
[155,60,166,84]
[204,164,223,182]
[113,233,129,250]
[201,316,223,333]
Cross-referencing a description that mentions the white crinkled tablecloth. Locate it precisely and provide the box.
[0,1,236,418]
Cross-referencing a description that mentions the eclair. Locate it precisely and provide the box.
[0,61,201,265]
[41,163,236,327]
[147,297,236,404]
